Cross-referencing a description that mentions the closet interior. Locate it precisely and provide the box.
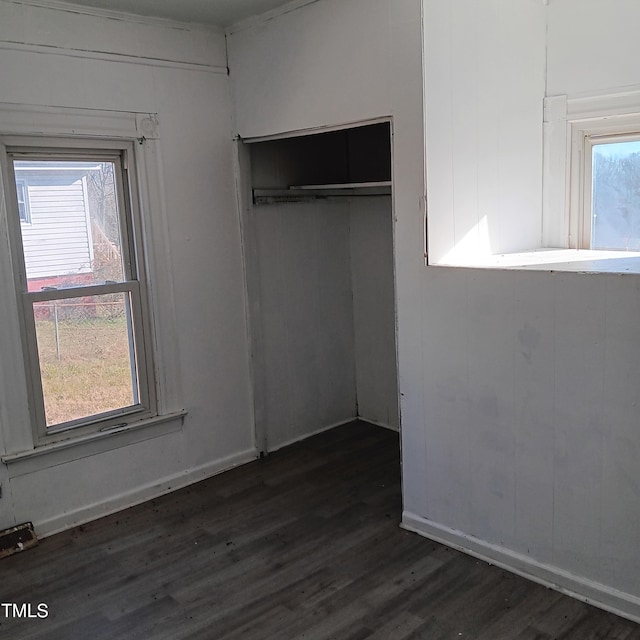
[242,121,399,452]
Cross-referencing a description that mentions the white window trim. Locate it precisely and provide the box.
[533,90,640,272]
[0,103,184,457]
[4,142,159,442]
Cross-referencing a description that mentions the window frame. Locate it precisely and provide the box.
[562,99,640,252]
[1,137,158,445]
[15,177,31,223]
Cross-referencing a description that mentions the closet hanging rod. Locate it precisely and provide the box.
[253,181,391,205]
[289,181,391,191]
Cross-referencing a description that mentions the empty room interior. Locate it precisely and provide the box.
[2,0,640,637]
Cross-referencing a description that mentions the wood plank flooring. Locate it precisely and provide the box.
[1,420,639,639]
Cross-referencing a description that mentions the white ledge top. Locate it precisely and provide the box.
[433,249,640,274]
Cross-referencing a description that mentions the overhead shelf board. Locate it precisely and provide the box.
[253,181,391,205]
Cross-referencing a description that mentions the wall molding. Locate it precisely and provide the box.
[35,448,257,538]
[566,88,640,122]
[402,511,640,624]
[5,0,223,32]
[0,41,226,74]
[268,418,357,453]
[226,0,321,35]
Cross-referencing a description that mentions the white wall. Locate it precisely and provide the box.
[229,0,640,621]
[250,195,398,451]
[252,200,357,450]
[424,0,546,263]
[228,0,392,137]
[350,196,399,429]
[409,0,640,620]
[0,1,255,534]
[547,0,640,97]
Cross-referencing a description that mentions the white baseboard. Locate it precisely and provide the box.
[357,417,399,432]
[267,417,357,452]
[402,511,640,624]
[36,448,257,538]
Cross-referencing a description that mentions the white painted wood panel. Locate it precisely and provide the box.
[511,272,555,565]
[151,65,254,466]
[449,0,482,258]
[421,266,472,532]
[388,0,428,518]
[600,274,640,596]
[421,0,454,263]
[0,0,225,69]
[552,273,606,582]
[350,196,398,430]
[423,0,545,263]
[314,209,361,429]
[547,0,640,98]
[252,201,356,450]
[418,265,640,617]
[465,269,517,548]
[227,0,392,138]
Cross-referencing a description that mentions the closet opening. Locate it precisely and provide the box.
[236,120,399,456]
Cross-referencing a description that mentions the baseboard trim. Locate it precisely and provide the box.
[401,511,640,624]
[267,417,357,453]
[357,417,399,432]
[35,449,257,538]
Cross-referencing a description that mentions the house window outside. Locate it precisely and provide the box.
[6,146,156,442]
[15,178,30,223]
[588,137,640,251]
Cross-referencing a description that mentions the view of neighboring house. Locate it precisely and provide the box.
[16,162,96,291]
[15,161,117,291]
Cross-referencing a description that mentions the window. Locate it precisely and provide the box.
[554,93,640,262]
[15,178,30,223]
[584,136,640,251]
[4,142,156,443]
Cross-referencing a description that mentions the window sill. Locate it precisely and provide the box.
[433,249,640,274]
[2,411,186,478]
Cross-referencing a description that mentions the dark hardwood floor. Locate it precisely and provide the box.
[2,420,639,639]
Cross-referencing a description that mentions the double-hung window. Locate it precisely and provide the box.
[3,139,156,444]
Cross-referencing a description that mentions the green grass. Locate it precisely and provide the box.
[35,317,136,426]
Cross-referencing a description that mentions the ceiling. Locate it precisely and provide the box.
[54,0,296,27]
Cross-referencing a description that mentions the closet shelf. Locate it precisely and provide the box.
[253,181,391,205]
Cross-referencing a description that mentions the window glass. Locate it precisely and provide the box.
[15,179,30,223]
[32,292,139,429]
[13,160,126,290]
[591,140,640,251]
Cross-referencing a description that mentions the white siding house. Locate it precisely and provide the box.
[16,164,94,283]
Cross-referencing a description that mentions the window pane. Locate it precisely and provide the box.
[16,179,30,223]
[33,292,139,428]
[13,160,126,291]
[592,141,640,250]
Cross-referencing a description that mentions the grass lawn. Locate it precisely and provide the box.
[35,317,136,426]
